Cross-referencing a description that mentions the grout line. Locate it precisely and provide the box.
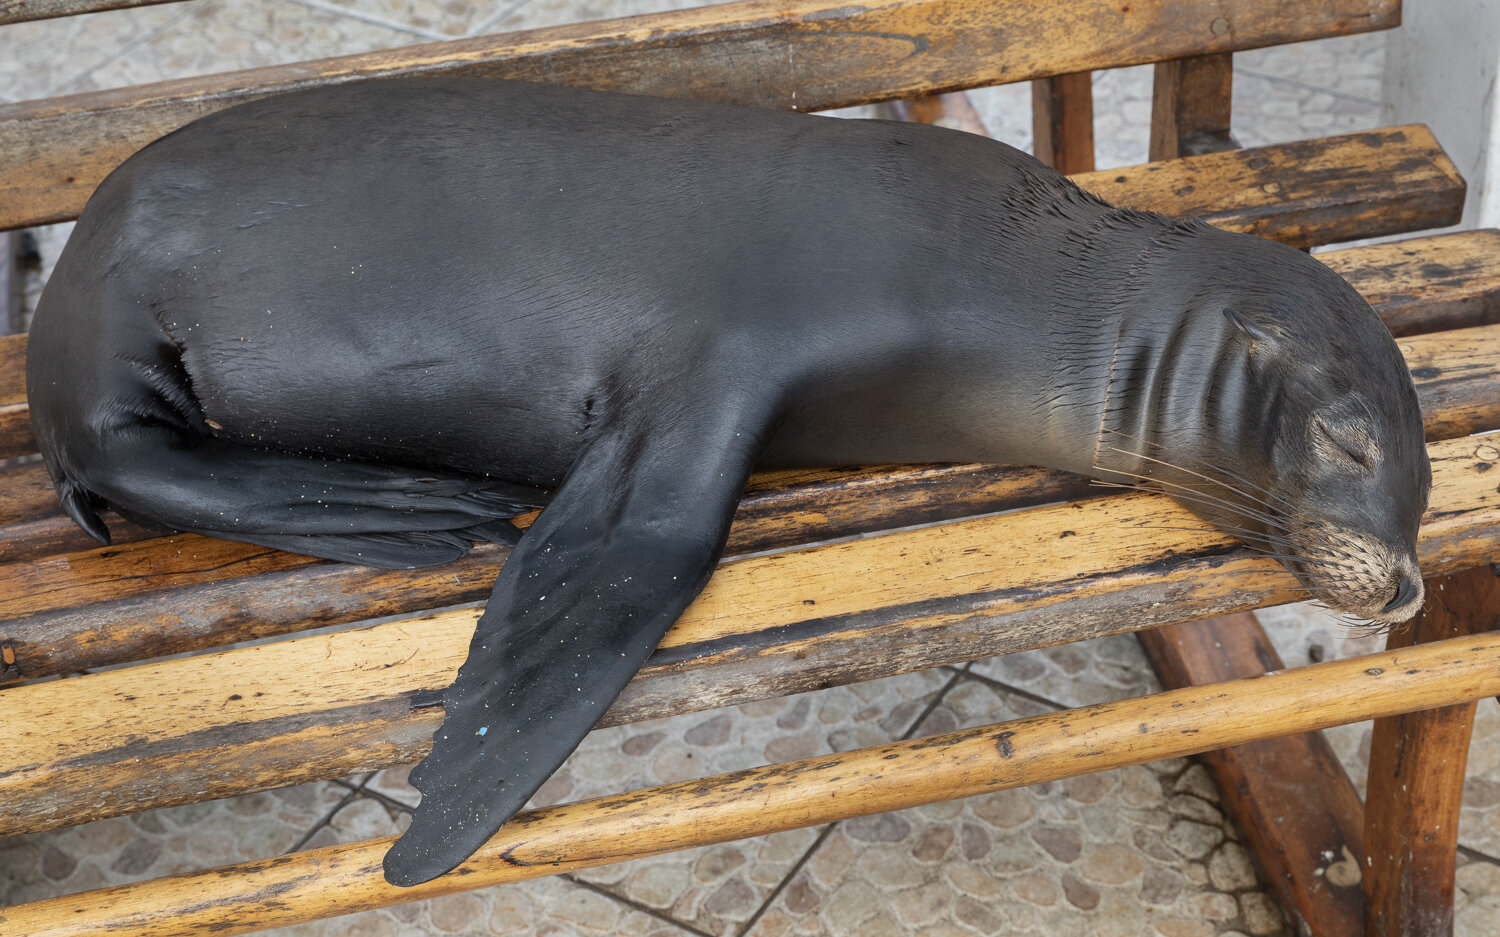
[959,667,1075,714]
[565,876,718,937]
[1460,843,1500,867]
[1234,67,1383,108]
[285,0,454,41]
[736,669,969,936]
[360,784,419,815]
[467,0,534,37]
[53,0,211,96]
[734,824,836,937]
[285,787,363,854]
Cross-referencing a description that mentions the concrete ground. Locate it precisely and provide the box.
[2,4,1498,936]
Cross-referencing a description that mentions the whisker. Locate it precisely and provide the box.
[1098,428,1305,513]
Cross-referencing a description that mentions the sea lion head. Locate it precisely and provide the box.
[1103,229,1431,625]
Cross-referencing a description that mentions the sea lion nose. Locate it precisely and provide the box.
[1383,574,1420,614]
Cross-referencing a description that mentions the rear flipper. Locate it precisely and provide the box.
[381,393,773,886]
[62,430,548,569]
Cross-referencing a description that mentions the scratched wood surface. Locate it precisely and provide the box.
[6,630,1500,937]
[0,0,1402,231]
[0,0,185,25]
[2,430,1496,836]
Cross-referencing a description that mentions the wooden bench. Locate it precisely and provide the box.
[2,0,1498,934]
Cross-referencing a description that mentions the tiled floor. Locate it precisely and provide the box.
[3,4,1498,936]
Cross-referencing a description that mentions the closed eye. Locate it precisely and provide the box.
[1312,413,1377,468]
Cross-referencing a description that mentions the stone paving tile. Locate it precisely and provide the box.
[747,678,1291,937]
[0,1,194,104]
[968,632,1158,709]
[370,668,952,936]
[65,0,421,94]
[296,0,512,39]
[0,780,352,906]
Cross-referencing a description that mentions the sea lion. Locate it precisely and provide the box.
[25,78,1430,887]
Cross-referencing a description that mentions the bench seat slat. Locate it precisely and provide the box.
[1323,229,1500,336]
[0,0,1401,231]
[1073,125,1464,249]
[2,431,1495,836]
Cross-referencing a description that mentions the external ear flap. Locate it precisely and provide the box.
[1223,307,1277,346]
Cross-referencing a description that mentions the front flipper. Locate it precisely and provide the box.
[382,402,771,886]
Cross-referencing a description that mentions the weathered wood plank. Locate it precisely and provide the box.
[1149,52,1237,160]
[1323,230,1500,336]
[7,630,1500,937]
[1031,72,1095,174]
[1364,565,1500,937]
[0,433,1494,836]
[0,128,1469,460]
[3,319,1496,682]
[0,0,186,25]
[0,0,1403,232]
[1075,125,1465,249]
[1138,614,1366,937]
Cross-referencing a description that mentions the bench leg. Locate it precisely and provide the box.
[1031,71,1095,174]
[1364,565,1500,937]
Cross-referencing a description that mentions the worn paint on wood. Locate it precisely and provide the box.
[1323,229,1500,336]
[1076,126,1465,249]
[6,629,1500,937]
[0,0,1402,231]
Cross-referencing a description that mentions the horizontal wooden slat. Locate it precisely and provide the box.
[3,317,1496,683]
[0,129,1469,463]
[1323,229,1500,336]
[1,432,1494,836]
[0,0,1402,231]
[1074,125,1465,249]
[7,630,1500,937]
[0,0,186,25]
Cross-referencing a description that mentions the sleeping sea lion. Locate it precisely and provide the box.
[25,78,1430,886]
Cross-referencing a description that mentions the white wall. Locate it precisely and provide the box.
[1383,0,1500,228]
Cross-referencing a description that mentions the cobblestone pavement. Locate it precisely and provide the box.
[4,4,1498,936]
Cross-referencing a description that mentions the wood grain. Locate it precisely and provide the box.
[1,433,1495,836]
[6,629,1500,937]
[1076,125,1465,249]
[1031,72,1095,174]
[2,318,1496,683]
[0,0,1402,231]
[1323,230,1500,336]
[0,0,185,25]
[1149,53,1237,160]
[1138,614,1365,937]
[1364,565,1500,937]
